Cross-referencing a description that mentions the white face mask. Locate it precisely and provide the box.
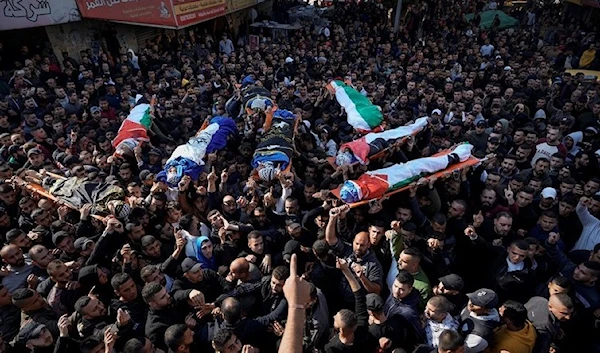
[167,170,179,185]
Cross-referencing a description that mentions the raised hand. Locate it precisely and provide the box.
[548,232,560,245]
[473,211,484,228]
[282,254,311,307]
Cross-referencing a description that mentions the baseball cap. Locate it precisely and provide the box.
[148,148,163,157]
[432,109,442,115]
[285,57,294,64]
[488,136,500,144]
[541,187,557,199]
[366,293,385,312]
[74,237,94,251]
[467,288,498,308]
[27,148,43,157]
[181,258,202,273]
[91,106,101,113]
[476,120,487,128]
[450,119,463,127]
[52,231,70,246]
[439,274,465,291]
[63,155,81,167]
[139,170,154,181]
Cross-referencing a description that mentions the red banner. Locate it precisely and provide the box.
[76,0,227,27]
[77,0,177,27]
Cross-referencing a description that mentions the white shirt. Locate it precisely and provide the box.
[573,201,600,251]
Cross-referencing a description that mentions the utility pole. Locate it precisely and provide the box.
[393,0,403,33]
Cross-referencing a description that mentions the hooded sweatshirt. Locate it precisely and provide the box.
[459,308,501,353]
[563,131,583,162]
[486,320,537,353]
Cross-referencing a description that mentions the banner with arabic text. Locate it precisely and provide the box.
[76,0,177,27]
[0,0,81,30]
[76,0,227,28]
[172,0,226,27]
[226,0,256,13]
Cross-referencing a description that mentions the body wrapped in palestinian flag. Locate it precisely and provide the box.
[252,109,297,181]
[327,80,383,133]
[157,116,237,187]
[339,144,474,203]
[335,117,429,166]
[112,95,153,156]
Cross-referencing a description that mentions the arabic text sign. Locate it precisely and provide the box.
[173,0,226,27]
[1,0,81,30]
[77,0,176,27]
[226,0,256,12]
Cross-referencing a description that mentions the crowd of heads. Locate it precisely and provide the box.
[1,0,600,353]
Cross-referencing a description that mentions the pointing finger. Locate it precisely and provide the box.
[289,253,298,278]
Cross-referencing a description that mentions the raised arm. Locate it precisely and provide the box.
[278,254,311,353]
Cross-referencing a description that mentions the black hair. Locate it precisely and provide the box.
[501,300,527,328]
[212,329,234,351]
[395,270,415,286]
[164,324,188,351]
[272,266,290,281]
[111,272,132,291]
[438,330,465,351]
[510,239,529,251]
[123,338,145,353]
[141,282,163,303]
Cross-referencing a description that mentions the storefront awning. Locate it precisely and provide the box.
[76,0,227,28]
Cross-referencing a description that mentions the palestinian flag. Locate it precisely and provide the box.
[112,95,153,150]
[327,80,383,133]
[339,144,474,203]
[337,117,428,165]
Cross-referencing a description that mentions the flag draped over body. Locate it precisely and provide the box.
[327,80,383,133]
[252,109,297,181]
[157,116,237,187]
[339,144,474,203]
[335,117,429,166]
[112,95,153,155]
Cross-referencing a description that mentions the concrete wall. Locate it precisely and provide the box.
[45,19,139,67]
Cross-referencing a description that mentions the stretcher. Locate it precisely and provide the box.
[330,150,480,208]
[250,109,301,180]
[9,177,107,221]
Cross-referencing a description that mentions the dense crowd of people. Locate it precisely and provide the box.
[1,0,600,353]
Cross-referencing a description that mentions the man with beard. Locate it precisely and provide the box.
[518,158,552,188]
[432,274,466,316]
[0,244,33,294]
[219,265,289,322]
[472,211,514,245]
[238,231,274,274]
[74,295,136,339]
[143,282,200,351]
[140,235,168,265]
[496,155,519,186]
[172,258,233,305]
[367,220,393,274]
[506,186,538,237]
[45,260,82,316]
[11,288,60,337]
[326,206,383,305]
[474,188,508,221]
